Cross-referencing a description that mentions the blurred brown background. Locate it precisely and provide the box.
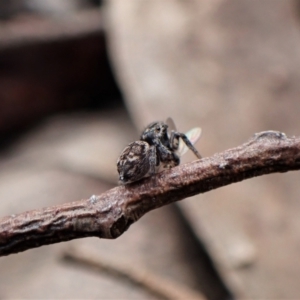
[0,0,300,299]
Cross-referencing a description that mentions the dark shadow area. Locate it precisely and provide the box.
[0,31,123,149]
[170,203,234,300]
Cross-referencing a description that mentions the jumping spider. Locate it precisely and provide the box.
[117,118,202,184]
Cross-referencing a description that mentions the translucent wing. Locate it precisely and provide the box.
[166,117,202,157]
[166,117,176,134]
[177,127,202,156]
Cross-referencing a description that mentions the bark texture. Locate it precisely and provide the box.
[0,131,299,256]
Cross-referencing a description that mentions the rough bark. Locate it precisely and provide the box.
[0,131,299,256]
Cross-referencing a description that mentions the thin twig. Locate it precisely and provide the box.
[0,131,300,257]
[63,247,206,300]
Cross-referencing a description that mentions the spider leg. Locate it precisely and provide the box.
[173,131,202,159]
[155,139,180,168]
[169,130,180,151]
[171,151,180,166]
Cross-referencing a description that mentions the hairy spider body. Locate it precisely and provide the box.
[117,141,156,184]
[117,120,202,184]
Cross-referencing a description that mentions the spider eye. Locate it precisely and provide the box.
[155,126,160,132]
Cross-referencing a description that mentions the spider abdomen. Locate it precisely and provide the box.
[117,141,155,184]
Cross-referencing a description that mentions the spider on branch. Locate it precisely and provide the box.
[117,118,202,184]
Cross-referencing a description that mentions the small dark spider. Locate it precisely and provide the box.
[117,118,202,184]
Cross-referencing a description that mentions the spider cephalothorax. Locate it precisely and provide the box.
[117,118,202,184]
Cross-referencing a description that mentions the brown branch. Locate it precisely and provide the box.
[0,131,300,257]
[63,247,206,300]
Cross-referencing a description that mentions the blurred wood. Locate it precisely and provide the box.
[63,246,207,300]
[0,9,120,135]
[105,0,300,298]
[0,9,103,49]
